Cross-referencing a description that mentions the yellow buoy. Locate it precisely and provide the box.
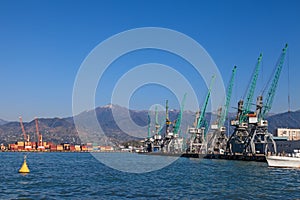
[19,155,30,173]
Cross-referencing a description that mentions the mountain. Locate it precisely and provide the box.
[0,119,8,126]
[0,118,80,145]
[0,105,299,145]
[267,110,300,135]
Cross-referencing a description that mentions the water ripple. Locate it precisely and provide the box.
[1,152,300,199]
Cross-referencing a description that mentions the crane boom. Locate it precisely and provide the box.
[218,66,237,128]
[173,93,187,135]
[155,106,160,135]
[155,106,158,126]
[147,114,151,139]
[261,44,288,119]
[244,54,263,113]
[240,54,262,123]
[197,75,216,129]
[35,117,42,147]
[19,116,27,142]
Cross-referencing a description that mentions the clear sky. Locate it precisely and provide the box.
[0,0,299,121]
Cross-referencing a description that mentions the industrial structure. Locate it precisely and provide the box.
[187,76,215,154]
[19,116,31,151]
[5,44,294,161]
[162,94,186,153]
[143,94,186,154]
[227,44,288,156]
[207,66,237,154]
[141,43,293,162]
[3,117,115,152]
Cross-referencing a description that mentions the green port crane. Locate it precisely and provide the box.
[260,44,288,119]
[239,54,263,123]
[173,93,187,136]
[147,113,151,139]
[218,66,237,129]
[155,106,160,135]
[197,76,216,135]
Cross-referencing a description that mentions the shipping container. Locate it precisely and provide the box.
[93,146,99,151]
[17,141,24,147]
[50,145,57,151]
[18,146,25,151]
[81,146,87,151]
[57,145,63,151]
[63,143,70,150]
[70,146,75,151]
[87,143,93,148]
[105,146,114,151]
[75,145,81,151]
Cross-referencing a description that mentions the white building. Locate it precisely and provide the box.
[277,128,300,141]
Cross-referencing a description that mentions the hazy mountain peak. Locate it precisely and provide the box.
[0,119,8,126]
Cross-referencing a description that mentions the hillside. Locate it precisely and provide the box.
[267,110,300,135]
[0,119,8,126]
[0,105,298,145]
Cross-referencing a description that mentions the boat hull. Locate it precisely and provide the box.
[266,156,300,168]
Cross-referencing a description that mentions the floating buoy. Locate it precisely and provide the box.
[19,155,30,173]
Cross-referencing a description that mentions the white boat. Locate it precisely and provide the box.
[266,149,300,168]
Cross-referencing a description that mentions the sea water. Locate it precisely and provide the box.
[0,152,299,199]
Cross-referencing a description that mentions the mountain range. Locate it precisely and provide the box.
[0,104,299,145]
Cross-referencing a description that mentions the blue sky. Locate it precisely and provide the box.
[0,0,299,121]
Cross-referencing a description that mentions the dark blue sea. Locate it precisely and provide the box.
[1,152,300,199]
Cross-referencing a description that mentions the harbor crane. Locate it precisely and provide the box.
[147,114,151,139]
[226,54,263,155]
[163,94,187,153]
[144,113,155,152]
[165,100,172,137]
[208,66,237,153]
[151,106,163,151]
[247,44,289,155]
[227,44,288,156]
[173,93,187,136]
[155,106,160,135]
[188,75,215,154]
[240,54,263,123]
[259,44,288,120]
[19,116,30,149]
[35,117,44,150]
